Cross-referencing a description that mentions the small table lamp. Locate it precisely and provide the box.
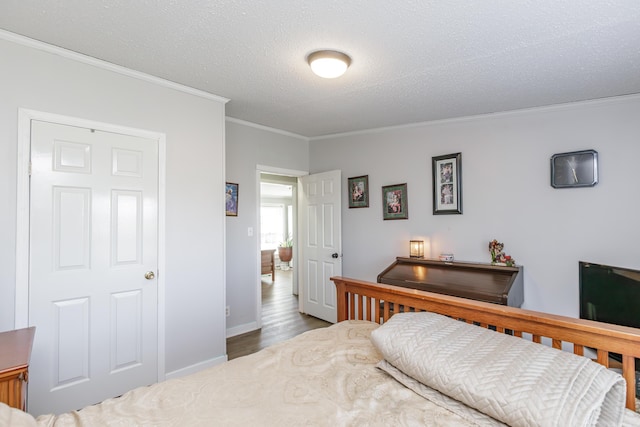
[410,240,424,258]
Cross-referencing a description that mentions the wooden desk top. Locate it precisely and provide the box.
[377,257,524,307]
[0,327,35,375]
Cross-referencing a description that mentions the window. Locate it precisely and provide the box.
[260,205,284,250]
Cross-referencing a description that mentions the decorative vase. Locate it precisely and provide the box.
[278,247,293,263]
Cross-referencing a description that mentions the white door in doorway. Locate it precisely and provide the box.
[298,170,342,323]
[28,120,159,415]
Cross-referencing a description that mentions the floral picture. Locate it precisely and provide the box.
[432,152,462,215]
[225,182,239,216]
[348,175,369,208]
[382,183,408,220]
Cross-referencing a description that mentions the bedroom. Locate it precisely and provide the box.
[1,1,639,423]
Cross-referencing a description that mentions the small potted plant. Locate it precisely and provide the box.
[277,234,293,266]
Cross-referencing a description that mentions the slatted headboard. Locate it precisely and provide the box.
[332,276,640,410]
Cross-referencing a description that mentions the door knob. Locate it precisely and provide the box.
[144,271,155,280]
[331,253,339,259]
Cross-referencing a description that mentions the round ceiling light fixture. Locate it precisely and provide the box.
[307,50,351,79]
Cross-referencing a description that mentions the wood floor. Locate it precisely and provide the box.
[226,269,330,360]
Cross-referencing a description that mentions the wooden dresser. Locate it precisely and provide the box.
[0,327,35,410]
[378,257,524,307]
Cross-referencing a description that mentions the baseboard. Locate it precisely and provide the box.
[226,321,259,338]
[165,355,227,380]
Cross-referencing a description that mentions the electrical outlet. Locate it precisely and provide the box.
[225,306,230,317]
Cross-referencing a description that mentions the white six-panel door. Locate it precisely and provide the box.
[298,170,342,323]
[28,120,159,415]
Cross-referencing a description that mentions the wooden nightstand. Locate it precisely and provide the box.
[0,327,35,410]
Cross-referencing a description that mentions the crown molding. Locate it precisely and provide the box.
[226,117,308,141]
[0,29,229,104]
[310,92,640,142]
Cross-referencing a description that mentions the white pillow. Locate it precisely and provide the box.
[370,312,626,427]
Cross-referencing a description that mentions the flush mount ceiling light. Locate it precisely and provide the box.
[307,50,351,78]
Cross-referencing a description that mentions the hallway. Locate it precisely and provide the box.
[226,269,330,360]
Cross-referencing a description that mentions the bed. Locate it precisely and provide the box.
[2,276,639,426]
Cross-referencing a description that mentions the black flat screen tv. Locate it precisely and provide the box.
[579,261,640,328]
[579,261,640,373]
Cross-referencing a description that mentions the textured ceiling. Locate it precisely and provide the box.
[1,1,639,138]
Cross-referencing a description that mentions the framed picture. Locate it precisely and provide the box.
[432,152,462,215]
[348,175,369,208]
[225,182,239,216]
[382,183,408,220]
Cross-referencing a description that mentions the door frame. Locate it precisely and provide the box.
[255,165,307,328]
[15,108,167,381]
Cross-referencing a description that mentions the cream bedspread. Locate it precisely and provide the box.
[32,321,474,427]
[2,320,638,427]
[371,312,640,427]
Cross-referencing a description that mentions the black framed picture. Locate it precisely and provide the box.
[382,183,408,220]
[432,152,462,215]
[225,182,239,216]
[348,175,369,208]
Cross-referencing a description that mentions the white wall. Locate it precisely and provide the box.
[0,34,227,376]
[225,120,308,335]
[310,95,640,318]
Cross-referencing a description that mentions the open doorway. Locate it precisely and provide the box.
[259,173,297,297]
[227,172,332,360]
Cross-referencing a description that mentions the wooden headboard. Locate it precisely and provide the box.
[331,276,640,410]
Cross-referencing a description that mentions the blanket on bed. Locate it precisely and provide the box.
[18,321,477,427]
[371,312,628,427]
[3,319,639,426]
